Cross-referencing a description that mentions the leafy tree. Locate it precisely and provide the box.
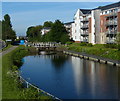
[48,20,69,43]
[26,25,42,42]
[26,20,70,43]
[43,21,53,28]
[2,14,16,40]
[0,20,2,39]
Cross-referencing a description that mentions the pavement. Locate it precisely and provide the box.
[66,50,120,64]
[0,46,18,57]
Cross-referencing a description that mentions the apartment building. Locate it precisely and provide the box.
[72,2,120,44]
[41,27,51,35]
[64,21,74,39]
[72,9,91,43]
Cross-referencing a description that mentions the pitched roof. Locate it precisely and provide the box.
[64,21,74,25]
[79,9,91,14]
[94,1,120,11]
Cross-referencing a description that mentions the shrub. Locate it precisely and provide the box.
[66,41,73,45]
[104,44,118,49]
[79,42,93,47]
[12,65,18,70]
[87,43,93,47]
[79,42,87,46]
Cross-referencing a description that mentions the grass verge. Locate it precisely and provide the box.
[66,43,120,60]
[2,45,52,100]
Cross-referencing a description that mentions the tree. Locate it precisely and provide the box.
[43,21,53,28]
[0,21,2,39]
[2,14,16,40]
[48,20,69,43]
[26,25,43,42]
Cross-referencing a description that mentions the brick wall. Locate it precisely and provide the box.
[100,15,108,33]
[89,18,92,33]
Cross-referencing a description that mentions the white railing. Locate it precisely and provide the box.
[19,75,61,100]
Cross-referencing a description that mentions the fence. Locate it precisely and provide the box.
[19,75,61,101]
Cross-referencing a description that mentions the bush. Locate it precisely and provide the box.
[79,42,93,47]
[104,44,118,49]
[12,65,18,70]
[87,43,93,47]
[79,42,87,46]
[66,41,73,45]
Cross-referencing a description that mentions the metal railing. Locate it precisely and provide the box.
[106,39,115,44]
[32,42,61,48]
[106,12,117,17]
[81,18,89,22]
[19,75,61,100]
[106,20,117,26]
[81,25,89,29]
[81,32,89,36]
[106,30,117,35]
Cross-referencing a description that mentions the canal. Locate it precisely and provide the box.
[20,51,119,99]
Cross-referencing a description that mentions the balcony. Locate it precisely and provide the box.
[81,18,89,22]
[106,12,117,18]
[106,38,115,44]
[81,32,89,36]
[82,39,88,43]
[81,25,89,29]
[106,30,117,36]
[106,20,117,26]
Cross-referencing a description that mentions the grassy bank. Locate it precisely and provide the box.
[66,43,120,60]
[2,45,52,100]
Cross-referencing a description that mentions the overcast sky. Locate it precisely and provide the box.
[2,2,116,36]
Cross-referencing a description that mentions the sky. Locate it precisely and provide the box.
[2,2,116,36]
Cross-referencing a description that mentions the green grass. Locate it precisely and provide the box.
[66,43,120,60]
[0,56,2,101]
[2,46,52,100]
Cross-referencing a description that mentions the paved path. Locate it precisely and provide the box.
[0,46,18,101]
[65,50,120,65]
[0,46,18,57]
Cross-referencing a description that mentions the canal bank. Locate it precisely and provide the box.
[20,49,119,99]
[63,50,120,67]
[2,46,56,100]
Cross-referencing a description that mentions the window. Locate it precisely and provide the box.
[75,36,76,39]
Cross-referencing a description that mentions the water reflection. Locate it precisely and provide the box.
[20,52,119,99]
[71,56,118,99]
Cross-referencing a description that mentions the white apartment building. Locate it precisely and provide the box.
[72,2,120,44]
[72,9,91,43]
[41,27,51,35]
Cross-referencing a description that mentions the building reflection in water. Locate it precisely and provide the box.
[71,56,118,99]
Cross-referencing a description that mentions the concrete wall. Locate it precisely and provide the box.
[94,9,101,44]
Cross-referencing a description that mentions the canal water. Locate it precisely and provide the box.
[20,51,119,99]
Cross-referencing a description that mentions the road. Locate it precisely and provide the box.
[0,46,18,57]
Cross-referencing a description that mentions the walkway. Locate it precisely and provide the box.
[0,46,18,57]
[0,46,18,101]
[64,50,120,66]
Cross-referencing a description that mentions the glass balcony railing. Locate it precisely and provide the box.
[81,18,89,22]
[106,30,117,35]
[106,38,115,44]
[82,39,88,42]
[106,20,117,26]
[81,25,89,29]
[106,12,117,18]
[81,32,89,36]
